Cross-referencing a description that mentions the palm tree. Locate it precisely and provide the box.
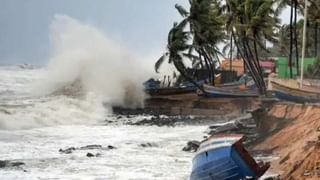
[156,0,225,87]
[155,21,204,91]
[276,0,301,77]
[277,24,291,56]
[175,0,226,85]
[225,0,279,95]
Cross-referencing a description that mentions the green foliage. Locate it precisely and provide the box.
[156,0,226,86]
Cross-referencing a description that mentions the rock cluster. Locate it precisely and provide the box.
[182,141,200,152]
[0,160,25,168]
[59,144,116,155]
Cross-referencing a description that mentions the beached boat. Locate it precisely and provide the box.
[269,78,320,103]
[200,84,259,98]
[144,79,206,96]
[190,134,270,180]
[216,75,253,87]
[298,79,320,91]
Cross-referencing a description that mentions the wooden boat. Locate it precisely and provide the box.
[200,84,259,98]
[144,79,206,96]
[216,75,253,88]
[269,78,320,103]
[297,79,320,91]
[190,134,270,180]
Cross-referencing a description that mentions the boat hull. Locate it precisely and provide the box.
[191,135,269,180]
[269,79,320,103]
[201,84,259,98]
[191,147,255,180]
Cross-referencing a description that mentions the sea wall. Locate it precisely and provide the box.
[144,94,261,116]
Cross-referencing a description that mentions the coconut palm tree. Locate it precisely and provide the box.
[156,0,225,87]
[174,0,226,85]
[225,0,279,94]
[155,20,204,90]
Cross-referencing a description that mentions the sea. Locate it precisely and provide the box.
[0,64,207,180]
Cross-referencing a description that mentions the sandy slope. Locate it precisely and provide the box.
[254,104,320,179]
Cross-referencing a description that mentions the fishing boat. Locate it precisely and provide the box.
[144,78,205,96]
[200,84,259,98]
[269,78,320,103]
[216,74,254,88]
[190,134,270,180]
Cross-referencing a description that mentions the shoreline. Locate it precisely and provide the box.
[113,93,320,179]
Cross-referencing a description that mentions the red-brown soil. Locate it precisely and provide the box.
[254,103,320,179]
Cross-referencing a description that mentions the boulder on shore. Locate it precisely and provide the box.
[182,141,200,152]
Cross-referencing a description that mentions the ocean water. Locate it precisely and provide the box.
[0,65,206,180]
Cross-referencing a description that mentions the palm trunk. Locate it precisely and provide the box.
[242,37,264,94]
[253,38,266,94]
[230,34,233,71]
[245,38,265,94]
[289,1,294,78]
[234,36,263,94]
[198,50,212,83]
[315,23,318,57]
[294,0,299,75]
[201,48,215,86]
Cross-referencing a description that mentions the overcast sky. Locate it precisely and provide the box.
[0,0,291,65]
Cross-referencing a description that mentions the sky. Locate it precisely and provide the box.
[0,0,291,65]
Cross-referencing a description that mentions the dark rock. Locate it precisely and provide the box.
[140,143,157,148]
[0,160,25,168]
[0,160,8,168]
[107,145,116,149]
[86,152,95,157]
[80,145,102,150]
[59,147,76,154]
[182,141,200,152]
[60,145,115,154]
[11,162,25,167]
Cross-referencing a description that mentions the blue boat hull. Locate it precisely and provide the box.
[201,84,259,98]
[191,147,256,180]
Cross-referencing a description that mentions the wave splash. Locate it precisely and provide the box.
[36,14,147,109]
[0,15,152,130]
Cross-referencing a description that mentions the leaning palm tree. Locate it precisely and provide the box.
[175,0,226,85]
[225,0,280,95]
[155,21,204,91]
